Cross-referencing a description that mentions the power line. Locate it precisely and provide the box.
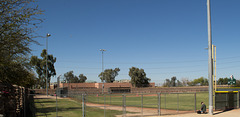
[56,55,240,64]
[217,65,240,70]
[55,60,240,70]
[60,65,240,76]
[217,56,240,60]
[217,60,240,65]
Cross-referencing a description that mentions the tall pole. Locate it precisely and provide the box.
[214,46,217,92]
[56,75,60,117]
[100,49,106,94]
[207,0,213,115]
[102,50,104,94]
[46,33,51,96]
[100,49,106,117]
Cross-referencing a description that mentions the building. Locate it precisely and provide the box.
[57,82,155,93]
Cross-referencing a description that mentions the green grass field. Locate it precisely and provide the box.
[34,98,123,117]
[85,92,209,111]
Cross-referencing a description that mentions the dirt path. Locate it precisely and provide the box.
[86,102,240,117]
[86,102,192,117]
[34,94,64,99]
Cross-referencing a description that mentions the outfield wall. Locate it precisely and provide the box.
[34,89,56,95]
[34,86,208,95]
[131,86,208,93]
[59,82,155,89]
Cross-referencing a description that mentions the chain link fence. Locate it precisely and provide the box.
[32,86,210,117]
[67,92,199,117]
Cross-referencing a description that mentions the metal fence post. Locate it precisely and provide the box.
[158,93,161,116]
[226,93,228,108]
[177,93,179,112]
[110,94,111,104]
[82,94,85,117]
[124,94,126,116]
[104,94,106,117]
[56,77,59,117]
[56,90,58,117]
[165,93,166,110]
[141,93,143,116]
[122,94,126,117]
[98,94,99,103]
[122,94,124,116]
[194,93,196,112]
[237,91,239,108]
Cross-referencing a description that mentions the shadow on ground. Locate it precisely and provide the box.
[35,98,82,116]
[214,108,234,115]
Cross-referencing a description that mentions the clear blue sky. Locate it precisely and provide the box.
[31,0,240,84]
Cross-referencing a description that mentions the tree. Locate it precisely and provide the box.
[217,77,228,85]
[163,77,183,87]
[79,74,87,83]
[98,68,120,83]
[170,76,177,87]
[181,78,189,86]
[187,77,208,86]
[129,67,151,87]
[0,62,37,88]
[236,80,240,87]
[0,0,43,63]
[30,49,56,88]
[176,80,183,87]
[64,71,79,83]
[0,0,43,86]
[163,79,171,87]
[63,71,87,83]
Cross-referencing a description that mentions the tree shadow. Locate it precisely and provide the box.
[34,97,82,116]
[36,106,82,114]
[35,98,59,104]
[35,100,56,103]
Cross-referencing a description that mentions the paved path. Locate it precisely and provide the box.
[34,94,63,99]
[150,109,240,117]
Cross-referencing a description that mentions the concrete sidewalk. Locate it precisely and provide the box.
[150,109,240,117]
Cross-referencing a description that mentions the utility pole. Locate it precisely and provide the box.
[100,49,106,94]
[207,0,213,115]
[46,33,51,96]
[56,75,61,117]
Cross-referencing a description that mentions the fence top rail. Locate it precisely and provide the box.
[157,92,197,94]
[217,87,240,89]
[215,91,239,93]
[84,92,199,96]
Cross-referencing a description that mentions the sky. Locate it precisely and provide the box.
[30,0,240,85]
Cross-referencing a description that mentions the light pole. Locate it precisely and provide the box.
[207,0,213,115]
[56,75,61,117]
[213,45,216,92]
[100,49,106,94]
[46,33,51,96]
